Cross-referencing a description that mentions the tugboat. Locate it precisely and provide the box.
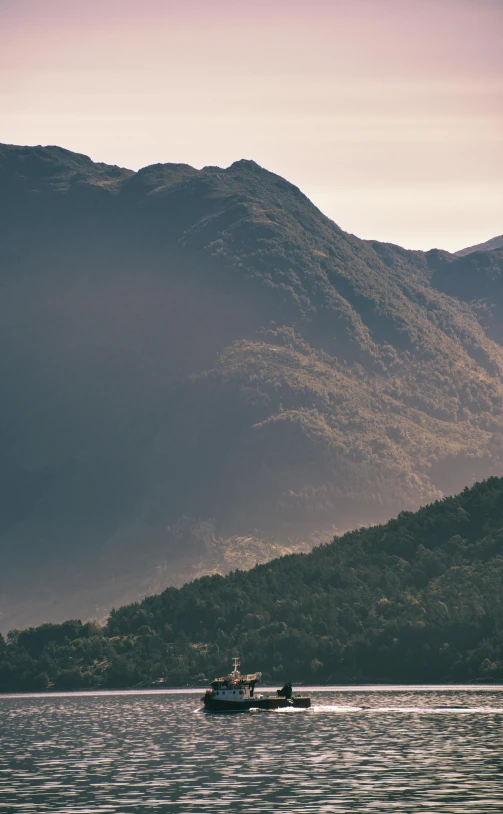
[201,658,311,712]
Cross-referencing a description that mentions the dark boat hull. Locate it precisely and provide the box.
[203,696,311,713]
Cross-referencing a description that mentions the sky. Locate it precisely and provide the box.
[1,0,502,251]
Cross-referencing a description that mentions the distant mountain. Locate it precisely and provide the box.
[2,477,502,689]
[427,247,503,344]
[455,235,503,256]
[1,143,503,631]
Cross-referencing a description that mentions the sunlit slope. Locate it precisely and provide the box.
[1,144,503,629]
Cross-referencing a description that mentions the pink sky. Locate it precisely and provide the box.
[1,0,502,251]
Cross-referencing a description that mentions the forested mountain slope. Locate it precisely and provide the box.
[2,478,502,690]
[427,247,503,344]
[1,143,503,630]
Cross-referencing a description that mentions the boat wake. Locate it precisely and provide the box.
[194,702,503,715]
[310,704,503,714]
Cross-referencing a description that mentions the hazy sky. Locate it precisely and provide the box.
[1,0,502,251]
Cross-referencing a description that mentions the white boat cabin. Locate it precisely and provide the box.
[208,658,261,702]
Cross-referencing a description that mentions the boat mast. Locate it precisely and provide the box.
[231,656,240,677]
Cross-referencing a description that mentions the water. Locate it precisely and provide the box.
[1,686,503,813]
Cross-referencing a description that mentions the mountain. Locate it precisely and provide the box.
[427,247,503,344]
[455,235,503,256]
[2,477,503,690]
[1,143,503,631]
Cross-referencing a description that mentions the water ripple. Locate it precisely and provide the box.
[1,687,502,813]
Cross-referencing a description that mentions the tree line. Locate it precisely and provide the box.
[1,478,503,692]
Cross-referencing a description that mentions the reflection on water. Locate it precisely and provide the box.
[1,687,503,813]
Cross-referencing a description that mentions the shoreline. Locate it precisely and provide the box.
[2,682,503,699]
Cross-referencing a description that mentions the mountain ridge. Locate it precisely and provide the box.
[455,235,503,257]
[1,143,503,631]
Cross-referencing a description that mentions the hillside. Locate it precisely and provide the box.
[427,247,503,344]
[1,143,503,630]
[1,477,502,690]
[455,235,503,256]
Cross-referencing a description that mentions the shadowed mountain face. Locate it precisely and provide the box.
[2,143,503,631]
[427,247,503,344]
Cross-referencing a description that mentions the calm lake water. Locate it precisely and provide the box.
[1,686,502,813]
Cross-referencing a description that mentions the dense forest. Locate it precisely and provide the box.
[1,478,502,692]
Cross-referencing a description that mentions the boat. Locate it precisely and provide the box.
[201,658,311,712]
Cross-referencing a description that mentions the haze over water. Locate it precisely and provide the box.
[1,687,502,813]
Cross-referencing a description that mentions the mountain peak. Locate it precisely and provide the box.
[229,158,263,171]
